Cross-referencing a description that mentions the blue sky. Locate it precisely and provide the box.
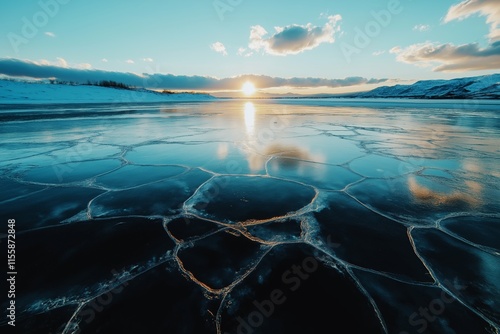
[0,0,499,95]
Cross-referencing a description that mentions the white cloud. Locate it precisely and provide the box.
[390,42,500,71]
[56,57,68,68]
[444,0,500,42]
[75,63,92,70]
[38,57,68,68]
[143,58,154,62]
[392,0,500,72]
[101,58,108,62]
[126,59,134,64]
[248,15,342,56]
[249,25,268,52]
[372,50,385,56]
[237,47,253,57]
[210,42,228,56]
[44,32,55,37]
[0,58,388,90]
[34,57,92,70]
[413,24,430,32]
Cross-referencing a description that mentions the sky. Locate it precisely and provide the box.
[0,0,499,96]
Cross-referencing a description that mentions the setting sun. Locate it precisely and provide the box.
[242,82,256,96]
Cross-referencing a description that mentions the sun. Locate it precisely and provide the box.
[242,82,256,96]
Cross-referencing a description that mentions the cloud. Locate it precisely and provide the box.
[444,0,500,42]
[142,58,154,62]
[210,42,228,56]
[126,59,134,64]
[237,47,252,57]
[372,50,385,56]
[46,57,68,68]
[75,63,92,70]
[248,15,342,56]
[0,58,386,91]
[413,24,430,32]
[392,0,500,72]
[390,41,500,71]
[101,58,108,62]
[44,32,55,37]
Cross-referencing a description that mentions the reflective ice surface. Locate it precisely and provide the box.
[0,100,499,333]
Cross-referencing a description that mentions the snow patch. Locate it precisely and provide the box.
[0,80,216,104]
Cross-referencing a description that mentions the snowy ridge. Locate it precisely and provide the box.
[0,79,216,104]
[355,74,500,99]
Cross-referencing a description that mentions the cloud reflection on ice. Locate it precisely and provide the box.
[1,100,499,333]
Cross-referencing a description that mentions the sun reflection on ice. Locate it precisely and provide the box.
[244,102,255,136]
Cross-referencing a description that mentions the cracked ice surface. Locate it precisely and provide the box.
[0,100,499,333]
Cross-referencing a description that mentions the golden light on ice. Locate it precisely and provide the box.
[242,82,256,96]
[244,102,255,135]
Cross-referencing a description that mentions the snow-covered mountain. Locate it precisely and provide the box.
[0,79,216,104]
[354,74,500,99]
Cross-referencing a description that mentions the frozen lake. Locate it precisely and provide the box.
[1,99,499,333]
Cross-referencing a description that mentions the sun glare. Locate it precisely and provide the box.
[242,82,256,96]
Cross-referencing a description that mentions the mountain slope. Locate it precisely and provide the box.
[354,74,500,99]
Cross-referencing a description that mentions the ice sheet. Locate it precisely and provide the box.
[1,99,498,333]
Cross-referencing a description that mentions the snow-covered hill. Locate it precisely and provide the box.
[0,80,216,104]
[354,74,500,99]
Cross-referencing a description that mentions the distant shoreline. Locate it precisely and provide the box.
[1,73,499,104]
[0,79,216,105]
